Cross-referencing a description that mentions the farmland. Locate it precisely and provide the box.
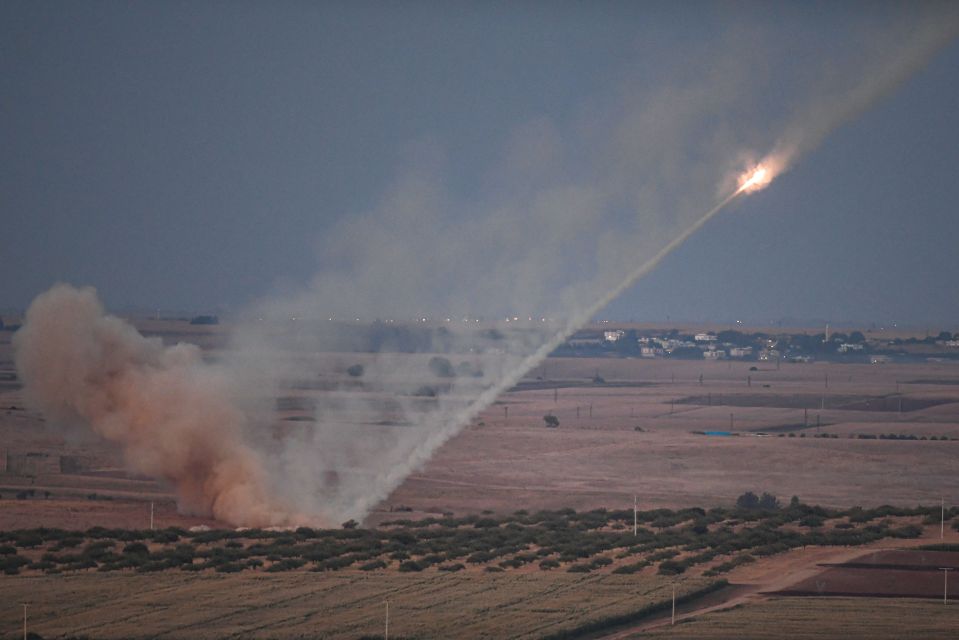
[0,504,955,638]
[0,571,720,640]
[639,597,959,639]
[4,320,959,637]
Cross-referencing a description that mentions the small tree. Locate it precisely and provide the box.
[428,356,455,378]
[758,492,781,510]
[346,364,364,377]
[543,414,560,428]
[735,491,760,510]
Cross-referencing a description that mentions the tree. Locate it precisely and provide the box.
[736,491,780,510]
[543,414,559,428]
[849,331,867,344]
[736,491,759,510]
[346,364,364,377]
[758,492,780,510]
[428,356,455,378]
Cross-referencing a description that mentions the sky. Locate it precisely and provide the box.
[2,1,959,328]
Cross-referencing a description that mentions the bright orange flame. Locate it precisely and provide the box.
[737,164,773,193]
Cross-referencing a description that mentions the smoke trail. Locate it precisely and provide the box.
[317,6,959,522]
[768,5,959,179]
[13,284,307,527]
[14,6,959,527]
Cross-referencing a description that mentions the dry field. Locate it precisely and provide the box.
[391,355,959,517]
[639,596,959,639]
[0,571,714,639]
[779,549,959,598]
[3,320,959,528]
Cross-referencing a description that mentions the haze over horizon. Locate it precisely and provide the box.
[3,2,959,327]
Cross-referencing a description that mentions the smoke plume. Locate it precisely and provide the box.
[14,5,959,527]
[13,284,303,527]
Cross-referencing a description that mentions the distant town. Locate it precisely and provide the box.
[556,327,959,363]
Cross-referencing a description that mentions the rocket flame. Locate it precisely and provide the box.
[737,164,773,193]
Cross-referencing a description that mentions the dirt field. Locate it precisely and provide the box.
[779,549,959,598]
[4,319,959,639]
[0,571,714,639]
[388,355,959,516]
[3,320,959,528]
[638,596,959,639]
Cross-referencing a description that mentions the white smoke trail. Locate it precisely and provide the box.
[323,6,959,522]
[14,5,959,527]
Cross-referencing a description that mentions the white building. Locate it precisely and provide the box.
[694,333,717,342]
[838,343,864,353]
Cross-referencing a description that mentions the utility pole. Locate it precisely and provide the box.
[633,495,638,536]
[589,404,593,418]
[942,498,946,540]
[504,406,508,421]
[804,407,808,427]
[385,600,390,640]
[150,501,155,530]
[941,568,953,604]
[21,603,28,640]
[730,413,734,431]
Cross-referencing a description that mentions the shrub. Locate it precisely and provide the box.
[151,530,180,544]
[657,559,686,575]
[647,549,679,562]
[413,385,438,397]
[123,542,149,555]
[799,515,824,528]
[215,562,244,573]
[889,524,923,539]
[539,559,560,570]
[438,563,465,572]
[347,364,364,377]
[612,561,649,575]
[467,551,495,564]
[266,558,307,572]
[428,357,455,378]
[398,560,423,572]
[543,414,560,428]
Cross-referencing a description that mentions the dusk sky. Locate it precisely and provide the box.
[3,1,958,327]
